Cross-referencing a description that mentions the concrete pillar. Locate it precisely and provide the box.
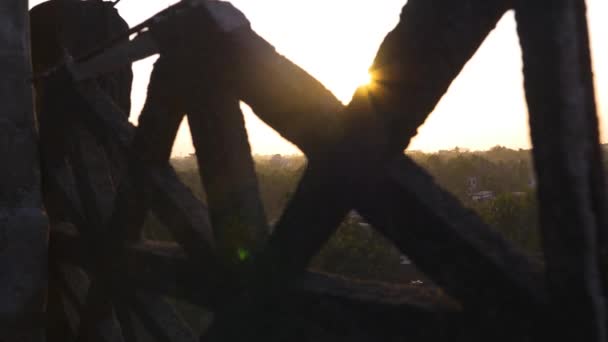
[0,1,49,341]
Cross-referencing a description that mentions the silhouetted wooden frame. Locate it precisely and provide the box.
[33,0,608,341]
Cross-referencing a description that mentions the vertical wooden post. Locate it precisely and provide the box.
[0,1,49,341]
[516,0,607,341]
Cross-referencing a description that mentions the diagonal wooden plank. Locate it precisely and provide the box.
[107,57,186,242]
[187,94,269,267]
[55,264,90,334]
[66,126,124,342]
[51,225,204,342]
[136,164,217,266]
[67,126,116,234]
[65,113,216,342]
[352,156,546,335]
[68,77,218,267]
[54,263,124,342]
[30,3,138,335]
[45,164,195,341]
[113,303,138,342]
[43,160,86,228]
[129,292,198,342]
[515,1,607,341]
[48,264,77,342]
[67,77,232,322]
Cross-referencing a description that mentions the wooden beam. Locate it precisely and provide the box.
[68,78,217,266]
[102,58,184,242]
[0,1,48,340]
[187,94,269,267]
[54,264,125,342]
[515,1,607,340]
[71,33,158,82]
[50,228,459,314]
[128,292,197,342]
[51,226,219,306]
[47,265,77,342]
[353,155,546,337]
[66,126,124,342]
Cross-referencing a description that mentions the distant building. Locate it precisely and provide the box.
[471,190,495,202]
[467,176,478,194]
[528,175,537,188]
[349,211,363,221]
[400,255,412,265]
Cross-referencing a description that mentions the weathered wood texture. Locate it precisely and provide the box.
[44,75,225,339]
[47,266,77,342]
[188,96,269,266]
[69,79,224,293]
[515,1,607,341]
[30,4,139,340]
[0,1,48,341]
[68,79,217,259]
[30,0,133,114]
[30,0,137,240]
[107,57,184,243]
[36,74,213,342]
[66,126,124,342]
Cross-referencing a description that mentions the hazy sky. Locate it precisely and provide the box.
[30,0,607,156]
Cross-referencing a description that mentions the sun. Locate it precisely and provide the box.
[322,67,375,104]
[359,70,373,87]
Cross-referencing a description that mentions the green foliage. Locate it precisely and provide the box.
[146,147,545,282]
[310,213,405,282]
[409,146,541,255]
[471,191,541,254]
[409,146,534,203]
[252,155,306,222]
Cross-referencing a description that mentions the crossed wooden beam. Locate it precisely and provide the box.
[41,0,607,341]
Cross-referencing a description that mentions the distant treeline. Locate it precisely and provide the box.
[153,145,608,281]
[407,146,535,202]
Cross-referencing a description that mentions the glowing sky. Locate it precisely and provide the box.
[30,0,607,156]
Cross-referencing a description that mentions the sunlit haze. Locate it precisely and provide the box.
[30,0,608,156]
